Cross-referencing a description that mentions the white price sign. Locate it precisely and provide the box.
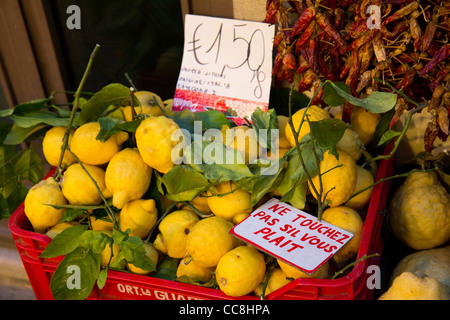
[173,14,275,125]
[230,198,354,275]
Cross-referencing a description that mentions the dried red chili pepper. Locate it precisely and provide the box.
[430,64,450,90]
[294,20,316,55]
[428,85,446,112]
[437,106,449,136]
[348,29,378,52]
[298,69,316,92]
[420,12,438,53]
[389,97,408,129]
[420,44,450,77]
[296,55,310,74]
[382,1,419,25]
[356,70,374,93]
[339,55,352,80]
[372,33,387,62]
[283,52,297,70]
[317,54,337,81]
[290,7,316,38]
[264,0,280,24]
[359,42,374,74]
[409,17,422,52]
[315,12,347,49]
[395,69,416,90]
[424,117,439,152]
[345,50,360,94]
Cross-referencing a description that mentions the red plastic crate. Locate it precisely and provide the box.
[8,146,395,300]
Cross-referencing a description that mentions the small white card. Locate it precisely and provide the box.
[173,14,275,125]
[230,198,354,275]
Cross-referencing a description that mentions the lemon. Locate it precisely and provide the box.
[277,115,292,149]
[390,246,450,291]
[105,148,152,209]
[336,128,364,161]
[277,259,331,279]
[153,233,168,254]
[389,171,450,250]
[70,122,129,165]
[227,125,262,165]
[379,272,450,300]
[308,149,357,207]
[186,216,240,268]
[135,116,184,174]
[119,199,158,239]
[177,193,212,215]
[45,221,79,239]
[122,91,164,121]
[321,206,363,267]
[42,126,76,167]
[163,99,174,116]
[176,259,213,283]
[254,267,292,297]
[24,177,67,233]
[345,166,374,210]
[61,163,112,205]
[336,106,381,146]
[99,230,120,268]
[127,243,159,275]
[215,245,266,297]
[285,105,330,148]
[89,213,119,231]
[206,181,252,224]
[157,210,200,259]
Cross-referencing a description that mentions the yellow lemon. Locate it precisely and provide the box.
[277,115,292,149]
[105,148,152,209]
[206,181,252,224]
[153,233,168,254]
[70,122,129,165]
[227,125,262,165]
[89,213,119,232]
[42,126,76,167]
[127,243,159,275]
[24,177,67,233]
[336,106,381,146]
[122,91,164,121]
[186,216,240,268]
[99,230,120,268]
[135,116,184,174]
[215,245,266,297]
[321,206,363,267]
[45,221,80,239]
[176,259,213,283]
[285,105,330,147]
[336,128,364,161]
[254,267,292,298]
[345,166,374,210]
[389,171,450,250]
[379,272,450,300]
[61,163,112,205]
[119,199,158,239]
[308,149,357,207]
[177,193,212,215]
[158,210,200,259]
[277,259,331,279]
[390,246,450,292]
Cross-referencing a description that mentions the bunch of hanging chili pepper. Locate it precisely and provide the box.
[265,0,449,152]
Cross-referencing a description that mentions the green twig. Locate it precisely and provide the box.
[332,253,379,279]
[54,44,100,179]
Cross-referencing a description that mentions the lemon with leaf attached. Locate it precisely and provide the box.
[122,91,164,121]
[119,199,158,239]
[127,243,159,275]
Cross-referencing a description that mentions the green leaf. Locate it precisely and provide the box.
[160,165,209,202]
[285,181,307,210]
[0,96,53,118]
[251,107,278,149]
[10,111,69,128]
[97,269,108,290]
[194,110,230,130]
[96,116,141,142]
[111,236,156,272]
[170,109,196,133]
[78,230,110,254]
[50,247,101,300]
[14,147,43,184]
[60,208,86,223]
[324,81,397,113]
[249,157,287,206]
[309,118,348,159]
[323,82,350,107]
[3,123,47,145]
[77,83,131,125]
[39,225,89,258]
[152,256,179,281]
[378,129,402,146]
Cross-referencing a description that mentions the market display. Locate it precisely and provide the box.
[1,0,450,301]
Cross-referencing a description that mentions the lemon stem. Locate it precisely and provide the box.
[54,44,101,180]
[331,253,379,279]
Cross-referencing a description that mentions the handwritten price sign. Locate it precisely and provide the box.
[173,14,275,124]
[230,198,354,275]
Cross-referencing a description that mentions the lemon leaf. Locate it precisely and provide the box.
[50,247,101,300]
[309,118,348,159]
[39,224,89,258]
[251,107,278,150]
[77,83,131,125]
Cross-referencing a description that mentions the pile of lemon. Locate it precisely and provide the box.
[23,91,383,298]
